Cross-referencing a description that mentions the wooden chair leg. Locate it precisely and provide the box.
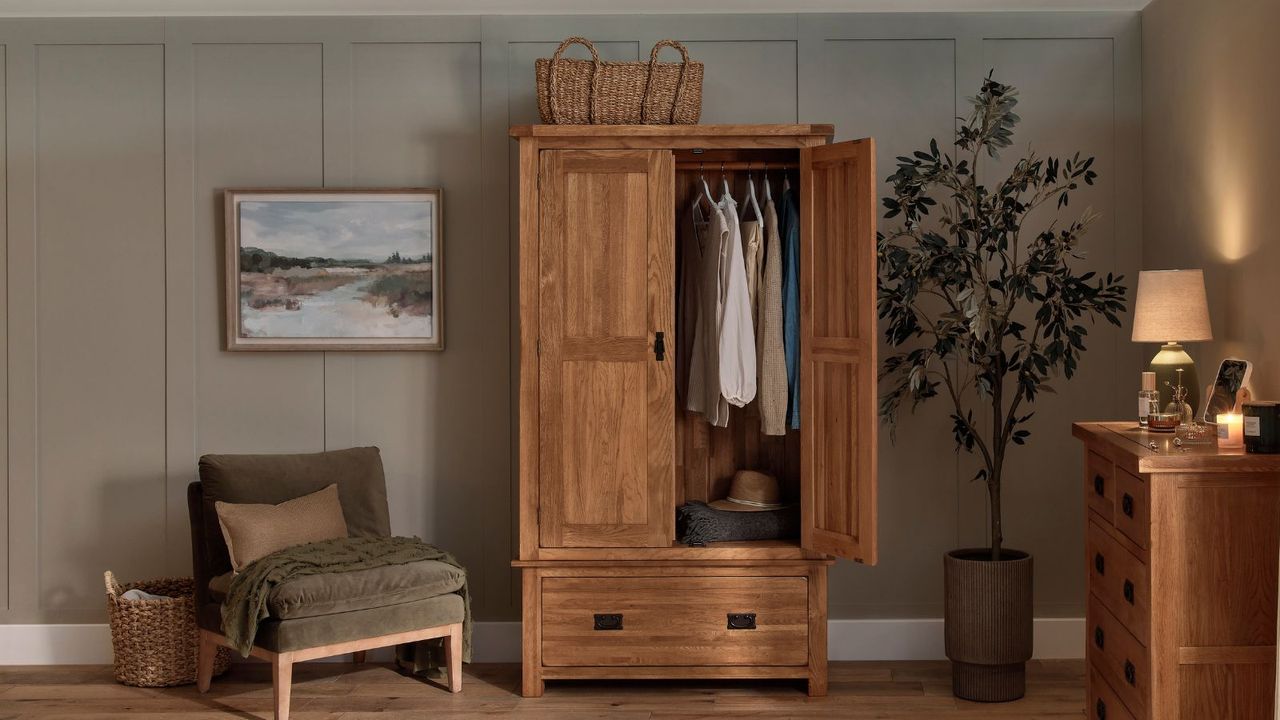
[444,623,463,693]
[196,630,217,693]
[352,650,366,664]
[272,652,293,720]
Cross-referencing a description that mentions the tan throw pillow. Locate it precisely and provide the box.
[215,484,348,572]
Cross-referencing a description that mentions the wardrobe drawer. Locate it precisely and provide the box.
[1089,666,1138,720]
[541,576,809,667]
[1088,593,1149,719]
[1087,520,1150,644]
[1086,451,1116,523]
[1113,468,1149,550]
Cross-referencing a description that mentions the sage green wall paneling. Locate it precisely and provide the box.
[0,13,1139,626]
[0,46,8,609]
[34,44,167,611]
[983,38,1120,617]
[800,13,1141,620]
[680,41,797,124]
[344,41,509,615]
[807,37,959,618]
[191,43,326,455]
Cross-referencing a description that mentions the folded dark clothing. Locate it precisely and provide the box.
[677,501,800,545]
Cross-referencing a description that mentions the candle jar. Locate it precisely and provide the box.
[1216,413,1245,449]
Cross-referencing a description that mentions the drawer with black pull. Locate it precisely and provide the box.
[540,575,808,667]
[1088,592,1149,718]
[1086,450,1116,524]
[1089,665,1138,720]
[1113,467,1149,550]
[1087,519,1150,644]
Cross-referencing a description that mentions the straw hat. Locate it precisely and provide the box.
[708,471,786,512]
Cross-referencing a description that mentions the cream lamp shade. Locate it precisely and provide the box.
[1131,269,1213,343]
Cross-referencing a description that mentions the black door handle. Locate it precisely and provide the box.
[1094,475,1105,496]
[593,613,623,630]
[727,613,757,630]
[1095,553,1105,575]
[1122,493,1134,518]
[1123,580,1135,605]
[1094,626,1105,649]
[654,331,666,361]
[1124,660,1136,686]
[1096,698,1107,720]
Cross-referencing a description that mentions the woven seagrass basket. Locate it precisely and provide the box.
[535,37,702,125]
[104,571,231,687]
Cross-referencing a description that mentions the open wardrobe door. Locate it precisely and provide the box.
[798,138,878,564]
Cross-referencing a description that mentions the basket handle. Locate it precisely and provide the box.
[644,39,693,124]
[548,36,602,124]
[104,570,122,602]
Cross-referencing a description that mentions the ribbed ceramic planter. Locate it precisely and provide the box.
[943,548,1034,702]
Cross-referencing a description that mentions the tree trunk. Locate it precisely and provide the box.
[989,468,1003,561]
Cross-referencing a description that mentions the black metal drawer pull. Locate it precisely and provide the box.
[1121,493,1134,518]
[1094,626,1105,649]
[1094,475,1105,496]
[1096,698,1107,720]
[1095,553,1105,575]
[593,613,623,631]
[1124,660,1136,686]
[727,613,757,630]
[1123,580,1135,605]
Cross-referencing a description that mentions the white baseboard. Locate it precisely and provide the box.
[0,618,1083,665]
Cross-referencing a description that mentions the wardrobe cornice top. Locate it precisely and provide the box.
[508,123,835,139]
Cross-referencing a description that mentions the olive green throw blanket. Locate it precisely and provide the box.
[222,536,471,661]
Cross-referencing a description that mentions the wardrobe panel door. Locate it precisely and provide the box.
[538,149,675,548]
[799,138,878,564]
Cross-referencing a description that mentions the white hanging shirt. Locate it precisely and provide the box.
[716,193,757,409]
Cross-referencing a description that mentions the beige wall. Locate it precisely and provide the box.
[1142,0,1280,398]
[0,12,1139,625]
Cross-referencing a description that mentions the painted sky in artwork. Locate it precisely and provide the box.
[240,199,433,261]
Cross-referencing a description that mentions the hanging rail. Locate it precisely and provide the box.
[675,161,798,171]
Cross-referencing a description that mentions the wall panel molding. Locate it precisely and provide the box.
[0,12,1138,626]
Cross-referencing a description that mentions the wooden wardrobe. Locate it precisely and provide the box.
[511,124,878,698]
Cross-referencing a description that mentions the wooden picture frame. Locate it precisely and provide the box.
[223,188,443,351]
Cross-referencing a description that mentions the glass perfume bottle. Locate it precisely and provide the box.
[1138,371,1159,428]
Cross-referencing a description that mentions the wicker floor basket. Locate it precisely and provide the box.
[536,37,702,125]
[105,571,231,687]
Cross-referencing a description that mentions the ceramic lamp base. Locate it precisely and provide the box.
[1150,342,1199,415]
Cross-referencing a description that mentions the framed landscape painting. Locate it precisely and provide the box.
[224,188,443,351]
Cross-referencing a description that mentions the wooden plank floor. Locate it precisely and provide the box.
[0,660,1085,719]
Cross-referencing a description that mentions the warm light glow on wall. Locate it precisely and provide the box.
[1205,80,1257,263]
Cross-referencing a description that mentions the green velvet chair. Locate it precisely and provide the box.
[187,446,465,720]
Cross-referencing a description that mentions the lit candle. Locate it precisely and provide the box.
[1217,413,1245,448]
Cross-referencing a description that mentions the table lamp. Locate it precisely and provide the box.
[1131,269,1213,414]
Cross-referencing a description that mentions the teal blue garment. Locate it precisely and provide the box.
[780,184,801,430]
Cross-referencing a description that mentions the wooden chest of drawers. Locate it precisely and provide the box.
[1075,422,1280,720]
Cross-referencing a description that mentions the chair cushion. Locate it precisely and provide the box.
[197,447,391,578]
[208,559,465,620]
[215,484,349,572]
[198,593,464,654]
